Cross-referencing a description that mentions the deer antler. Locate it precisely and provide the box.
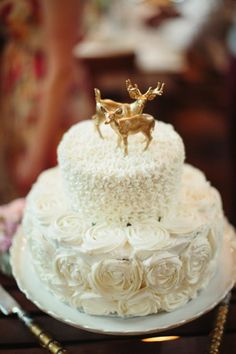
[145,82,165,101]
[126,79,142,100]
[126,79,165,101]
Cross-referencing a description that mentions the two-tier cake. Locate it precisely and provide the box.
[22,82,224,317]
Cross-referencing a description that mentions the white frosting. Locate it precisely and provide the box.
[127,220,172,256]
[82,224,127,255]
[72,293,117,316]
[118,289,161,317]
[144,252,183,294]
[28,230,57,285]
[23,125,225,317]
[161,290,190,312]
[182,232,213,285]
[162,205,205,235]
[53,252,90,289]
[58,120,185,224]
[48,212,87,246]
[28,193,63,227]
[89,258,143,300]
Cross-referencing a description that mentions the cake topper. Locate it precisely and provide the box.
[92,80,164,155]
[103,106,155,156]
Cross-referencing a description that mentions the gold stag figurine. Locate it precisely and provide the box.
[125,79,164,114]
[92,79,164,139]
[102,106,155,156]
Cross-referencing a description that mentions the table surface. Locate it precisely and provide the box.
[0,273,236,354]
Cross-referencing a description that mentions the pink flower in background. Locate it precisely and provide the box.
[0,198,25,252]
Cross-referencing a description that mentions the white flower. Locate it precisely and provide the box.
[127,220,172,258]
[37,167,60,187]
[161,290,190,312]
[29,192,64,226]
[224,219,236,250]
[181,164,222,215]
[182,234,212,285]
[181,166,217,214]
[82,223,127,254]
[144,252,183,294]
[184,187,212,213]
[71,293,117,315]
[182,164,206,188]
[53,252,90,291]
[162,205,204,236]
[118,289,161,317]
[89,258,143,299]
[48,212,87,245]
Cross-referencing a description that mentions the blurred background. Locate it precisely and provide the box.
[0,0,236,224]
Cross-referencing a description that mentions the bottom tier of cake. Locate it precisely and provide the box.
[23,164,224,317]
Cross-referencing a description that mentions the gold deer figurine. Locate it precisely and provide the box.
[125,79,164,114]
[92,80,164,139]
[102,106,155,156]
[92,89,124,139]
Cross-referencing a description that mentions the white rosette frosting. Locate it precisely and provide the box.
[71,293,117,316]
[89,259,143,299]
[144,252,183,294]
[118,289,161,317]
[28,192,65,227]
[182,234,213,285]
[48,212,87,245]
[127,220,172,259]
[182,164,206,188]
[53,252,90,292]
[162,204,205,236]
[181,165,223,218]
[82,223,128,255]
[161,290,190,312]
[37,167,61,188]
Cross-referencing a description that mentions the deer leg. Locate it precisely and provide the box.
[92,115,104,139]
[143,131,152,151]
[116,134,122,149]
[123,135,128,156]
[96,124,104,139]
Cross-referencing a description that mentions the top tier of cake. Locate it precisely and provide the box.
[58,120,185,224]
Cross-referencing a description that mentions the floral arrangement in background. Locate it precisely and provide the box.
[0,198,25,274]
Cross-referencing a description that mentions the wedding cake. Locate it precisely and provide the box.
[22,84,224,317]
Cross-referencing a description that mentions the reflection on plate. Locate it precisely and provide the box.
[11,230,236,336]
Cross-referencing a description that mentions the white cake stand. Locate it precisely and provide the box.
[10,229,236,336]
